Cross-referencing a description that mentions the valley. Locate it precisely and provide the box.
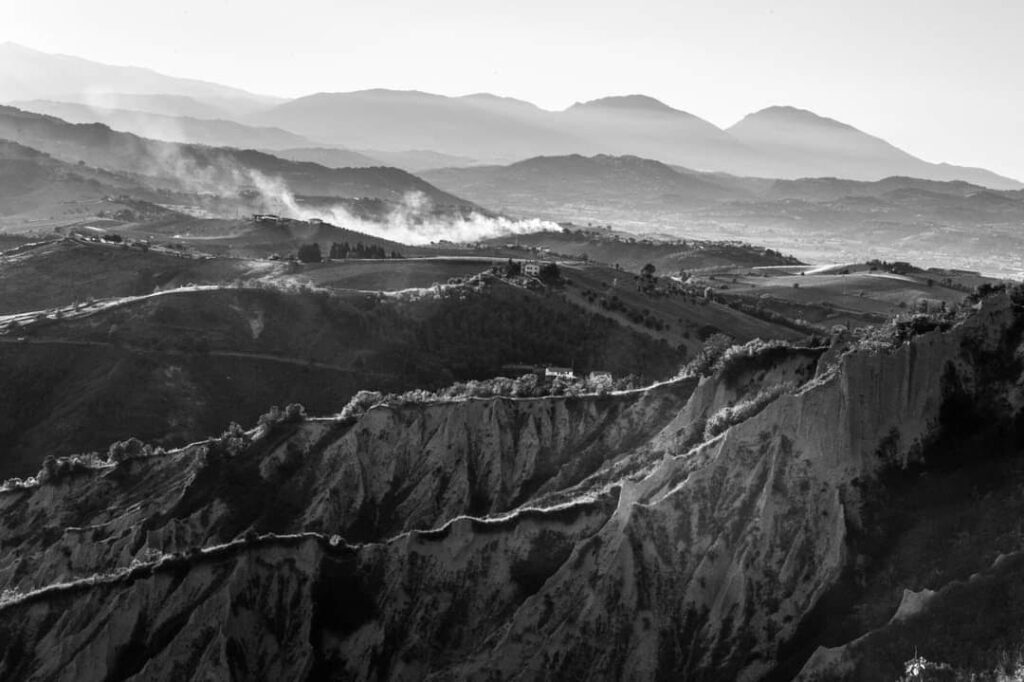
[1,35,1023,682]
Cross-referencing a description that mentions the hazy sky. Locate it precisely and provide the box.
[5,0,1023,179]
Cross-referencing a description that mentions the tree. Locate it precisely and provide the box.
[539,262,561,283]
[329,242,349,259]
[40,455,58,483]
[641,263,656,278]
[297,243,322,263]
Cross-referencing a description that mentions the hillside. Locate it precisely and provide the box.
[0,237,283,313]
[271,147,481,173]
[478,228,800,272]
[0,280,682,479]
[0,107,479,210]
[431,154,1024,277]
[0,42,278,116]
[246,89,584,161]
[1,292,1022,679]
[423,154,747,211]
[558,95,753,172]
[729,106,1021,189]
[0,141,145,219]
[11,100,317,150]
[265,147,382,168]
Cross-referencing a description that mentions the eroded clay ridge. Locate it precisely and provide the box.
[0,295,1021,680]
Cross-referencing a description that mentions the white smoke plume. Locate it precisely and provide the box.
[64,101,557,244]
[246,171,556,245]
[46,92,554,243]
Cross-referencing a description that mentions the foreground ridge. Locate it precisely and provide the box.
[1,295,1022,680]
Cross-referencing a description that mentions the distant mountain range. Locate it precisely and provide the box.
[250,91,1020,189]
[0,106,478,210]
[423,153,1024,209]
[9,100,315,150]
[2,43,1018,189]
[0,42,279,117]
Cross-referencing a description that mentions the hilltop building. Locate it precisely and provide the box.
[545,367,575,380]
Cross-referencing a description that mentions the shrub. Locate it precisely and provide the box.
[37,452,107,484]
[211,422,250,457]
[703,382,794,440]
[681,333,734,377]
[0,475,39,492]
[715,339,794,387]
[257,403,306,433]
[108,437,148,463]
[336,391,385,422]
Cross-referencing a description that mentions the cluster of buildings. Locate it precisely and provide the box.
[502,365,613,383]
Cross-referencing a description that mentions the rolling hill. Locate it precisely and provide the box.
[0,140,156,222]
[246,89,584,161]
[0,42,279,116]
[728,106,1019,189]
[0,280,682,479]
[272,147,478,172]
[10,100,317,150]
[0,106,479,210]
[423,154,749,211]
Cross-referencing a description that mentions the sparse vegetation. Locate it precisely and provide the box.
[257,403,307,433]
[703,382,795,440]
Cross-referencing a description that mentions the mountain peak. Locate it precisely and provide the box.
[733,105,856,132]
[568,95,682,115]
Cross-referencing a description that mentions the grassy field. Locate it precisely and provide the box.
[709,267,977,326]
[299,257,499,291]
[562,263,806,355]
[0,237,284,314]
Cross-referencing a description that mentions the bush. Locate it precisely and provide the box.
[715,339,794,387]
[336,391,385,422]
[681,333,734,377]
[108,437,149,463]
[704,382,794,440]
[258,403,308,432]
[211,422,250,457]
[37,452,107,484]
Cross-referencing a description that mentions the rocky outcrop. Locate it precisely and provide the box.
[1,295,1023,680]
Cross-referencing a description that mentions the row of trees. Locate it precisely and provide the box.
[329,242,402,260]
[296,241,404,263]
[334,372,642,424]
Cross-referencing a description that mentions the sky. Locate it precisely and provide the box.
[4,0,1023,179]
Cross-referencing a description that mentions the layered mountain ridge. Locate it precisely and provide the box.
[2,43,1016,188]
[2,292,1023,679]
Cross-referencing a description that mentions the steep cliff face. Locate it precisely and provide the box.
[1,296,1022,681]
[0,379,695,596]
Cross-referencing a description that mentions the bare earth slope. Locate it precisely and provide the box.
[0,292,1022,679]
